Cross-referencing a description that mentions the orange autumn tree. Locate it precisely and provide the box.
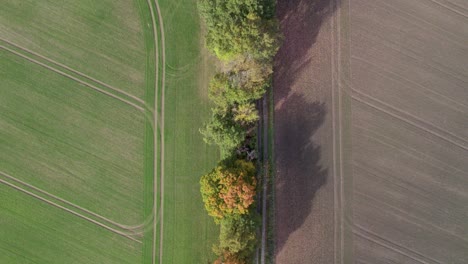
[200,159,257,221]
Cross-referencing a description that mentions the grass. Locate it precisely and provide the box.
[266,85,276,264]
[0,184,142,264]
[0,50,146,225]
[1,0,158,262]
[0,0,147,98]
[157,0,220,263]
[0,0,218,263]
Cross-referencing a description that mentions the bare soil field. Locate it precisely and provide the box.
[346,0,468,263]
[274,0,468,263]
[273,0,340,263]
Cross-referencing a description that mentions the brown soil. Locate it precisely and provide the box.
[347,0,468,262]
[273,0,340,263]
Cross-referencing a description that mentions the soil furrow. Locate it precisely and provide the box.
[351,91,468,151]
[353,224,441,264]
[355,125,466,175]
[353,190,468,242]
[425,0,468,18]
[352,55,468,110]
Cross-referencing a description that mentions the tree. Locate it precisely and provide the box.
[198,0,280,60]
[216,214,258,259]
[233,102,259,125]
[208,73,255,111]
[200,159,257,221]
[229,57,272,95]
[200,108,246,158]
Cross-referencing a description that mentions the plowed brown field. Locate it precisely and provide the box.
[274,0,468,263]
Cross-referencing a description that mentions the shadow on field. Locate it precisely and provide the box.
[273,0,339,258]
[274,0,339,99]
[274,94,327,254]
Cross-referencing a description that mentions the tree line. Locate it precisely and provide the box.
[198,0,281,263]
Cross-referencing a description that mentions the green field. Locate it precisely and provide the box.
[0,184,142,264]
[0,51,146,225]
[158,0,219,262]
[0,0,218,263]
[0,0,147,98]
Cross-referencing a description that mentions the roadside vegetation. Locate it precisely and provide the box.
[198,0,281,263]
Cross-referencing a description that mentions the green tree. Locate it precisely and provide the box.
[233,102,259,125]
[208,73,255,111]
[200,108,246,158]
[198,0,280,60]
[216,214,258,260]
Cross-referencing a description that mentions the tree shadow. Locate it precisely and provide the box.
[274,94,327,254]
[272,0,339,258]
[274,0,339,100]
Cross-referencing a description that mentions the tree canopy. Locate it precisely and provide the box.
[198,0,280,60]
[198,0,281,262]
[200,159,257,220]
[216,214,258,259]
[200,109,247,159]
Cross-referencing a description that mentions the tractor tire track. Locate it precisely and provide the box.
[375,0,466,46]
[0,178,142,243]
[0,37,145,105]
[1,0,164,249]
[425,0,468,19]
[2,42,156,119]
[352,55,468,111]
[331,0,345,262]
[153,1,167,263]
[351,88,468,151]
[0,45,145,112]
[0,170,142,231]
[355,125,467,175]
[143,0,161,263]
[353,189,468,243]
[352,224,442,264]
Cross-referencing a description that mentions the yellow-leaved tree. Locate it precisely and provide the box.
[200,159,257,221]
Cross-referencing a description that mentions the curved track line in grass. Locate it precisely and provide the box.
[0,37,145,105]
[1,42,157,118]
[1,2,164,245]
[352,224,441,264]
[153,1,166,263]
[0,178,142,243]
[0,45,145,112]
[351,89,468,151]
[143,0,161,263]
[0,170,143,231]
[1,42,160,233]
